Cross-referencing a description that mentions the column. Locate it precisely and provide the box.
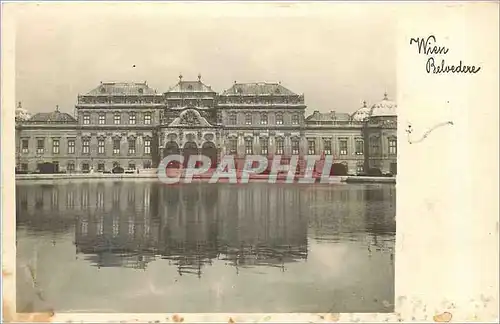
[269,133,276,156]
[299,135,307,157]
[237,132,244,157]
[253,135,260,155]
[284,134,291,156]
[317,136,324,155]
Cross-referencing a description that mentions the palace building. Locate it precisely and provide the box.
[15,75,397,175]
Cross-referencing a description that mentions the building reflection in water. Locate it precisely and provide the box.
[16,182,395,277]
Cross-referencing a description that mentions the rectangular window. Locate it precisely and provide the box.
[275,138,284,155]
[370,137,380,154]
[98,139,105,154]
[98,113,106,124]
[82,163,90,172]
[143,160,152,169]
[276,113,283,125]
[292,114,299,125]
[21,139,29,153]
[114,113,121,125]
[356,162,364,174]
[83,113,90,125]
[97,163,105,172]
[36,139,44,154]
[129,113,136,124]
[228,113,237,125]
[144,139,151,154]
[389,138,397,155]
[52,139,60,154]
[245,114,252,125]
[229,138,237,154]
[245,138,253,154]
[144,113,151,125]
[82,139,90,154]
[323,139,332,155]
[113,139,120,154]
[128,163,136,170]
[128,139,136,154]
[355,139,364,155]
[260,138,269,155]
[68,140,75,154]
[260,114,268,125]
[292,139,300,155]
[67,162,75,172]
[339,138,348,155]
[308,139,316,155]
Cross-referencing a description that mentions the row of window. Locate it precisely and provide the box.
[82,112,152,125]
[228,138,295,155]
[21,138,152,155]
[226,138,397,155]
[79,161,151,171]
[308,138,396,155]
[227,113,301,125]
[78,97,162,104]
[21,137,396,156]
[218,98,303,105]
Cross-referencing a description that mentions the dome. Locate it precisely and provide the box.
[350,93,397,121]
[369,92,397,117]
[15,103,32,122]
[351,101,371,121]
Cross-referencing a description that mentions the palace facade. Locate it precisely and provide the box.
[15,75,397,175]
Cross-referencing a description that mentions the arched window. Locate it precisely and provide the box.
[276,113,284,125]
[388,137,397,155]
[275,137,284,155]
[356,161,364,174]
[245,113,252,125]
[260,113,268,125]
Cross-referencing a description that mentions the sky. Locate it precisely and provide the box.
[12,2,397,115]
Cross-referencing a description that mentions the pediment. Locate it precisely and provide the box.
[168,109,212,127]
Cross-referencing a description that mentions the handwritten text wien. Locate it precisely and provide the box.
[410,35,481,74]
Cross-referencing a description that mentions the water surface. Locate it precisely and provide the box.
[16,181,395,313]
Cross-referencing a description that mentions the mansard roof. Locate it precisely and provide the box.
[221,82,299,96]
[166,76,215,93]
[28,109,77,123]
[306,110,351,122]
[84,82,159,96]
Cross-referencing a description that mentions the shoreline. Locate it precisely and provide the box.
[15,172,396,184]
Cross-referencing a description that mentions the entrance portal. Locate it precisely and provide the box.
[201,141,217,169]
[164,141,180,168]
[183,141,198,168]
